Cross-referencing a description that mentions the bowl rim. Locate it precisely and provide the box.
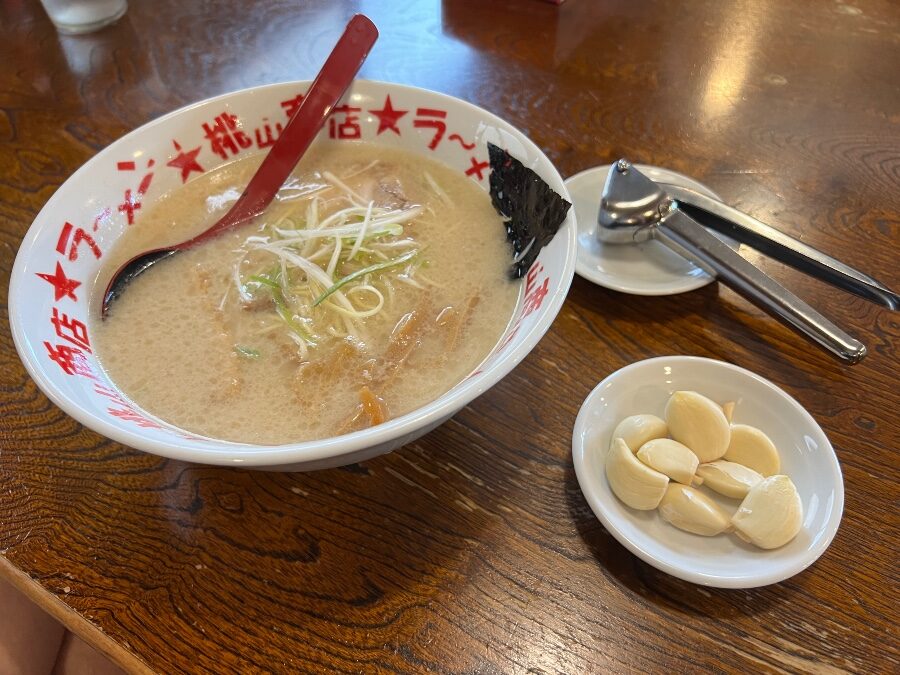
[9,79,578,467]
[571,355,845,588]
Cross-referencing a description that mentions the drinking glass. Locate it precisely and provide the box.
[38,0,127,34]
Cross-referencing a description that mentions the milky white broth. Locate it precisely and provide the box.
[92,142,520,444]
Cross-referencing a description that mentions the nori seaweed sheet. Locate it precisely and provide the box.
[488,142,571,279]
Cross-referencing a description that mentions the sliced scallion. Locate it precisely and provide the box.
[271,287,317,345]
[234,345,261,359]
[313,249,418,307]
[248,274,280,289]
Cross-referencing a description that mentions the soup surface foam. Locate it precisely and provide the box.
[93,142,519,444]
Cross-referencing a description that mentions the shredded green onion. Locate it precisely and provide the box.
[272,288,317,345]
[230,186,429,356]
[314,249,418,307]
[234,345,261,359]
[248,274,280,289]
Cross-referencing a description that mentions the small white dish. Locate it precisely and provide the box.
[566,164,729,295]
[572,356,844,588]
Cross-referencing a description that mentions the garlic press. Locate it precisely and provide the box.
[598,160,899,363]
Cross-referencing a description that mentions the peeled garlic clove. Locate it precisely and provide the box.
[636,439,699,485]
[606,438,669,510]
[723,424,780,476]
[722,401,736,424]
[696,460,763,499]
[658,484,732,536]
[731,475,802,549]
[665,391,731,462]
[610,414,667,452]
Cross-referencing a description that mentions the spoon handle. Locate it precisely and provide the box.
[657,207,867,363]
[186,14,379,246]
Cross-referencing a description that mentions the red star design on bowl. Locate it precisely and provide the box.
[369,95,408,136]
[37,261,81,302]
[166,141,204,183]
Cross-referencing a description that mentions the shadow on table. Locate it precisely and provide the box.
[566,273,830,392]
[112,417,503,642]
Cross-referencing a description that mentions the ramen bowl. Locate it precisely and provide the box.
[9,80,577,470]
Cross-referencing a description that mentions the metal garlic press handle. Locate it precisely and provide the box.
[658,207,867,363]
[659,184,900,310]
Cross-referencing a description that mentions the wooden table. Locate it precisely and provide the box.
[2,0,898,672]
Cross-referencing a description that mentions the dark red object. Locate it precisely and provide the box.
[101,14,379,316]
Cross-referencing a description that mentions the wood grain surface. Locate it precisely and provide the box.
[1,0,898,672]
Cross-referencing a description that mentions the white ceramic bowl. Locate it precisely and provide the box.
[9,80,577,470]
[572,356,843,588]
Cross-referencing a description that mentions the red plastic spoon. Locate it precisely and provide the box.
[101,14,379,316]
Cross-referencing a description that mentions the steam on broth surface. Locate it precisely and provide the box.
[92,142,519,444]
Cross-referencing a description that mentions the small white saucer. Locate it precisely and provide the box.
[572,356,844,588]
[566,164,727,295]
